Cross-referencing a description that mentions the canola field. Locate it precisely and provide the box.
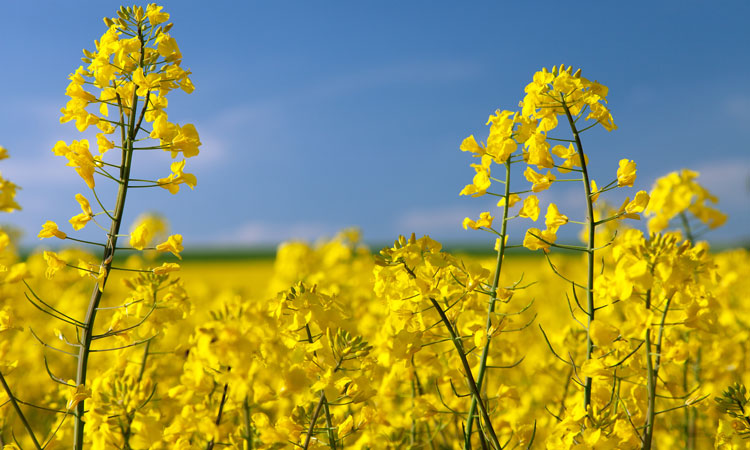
[1,4,749,450]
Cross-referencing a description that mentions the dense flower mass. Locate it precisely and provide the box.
[0,8,747,450]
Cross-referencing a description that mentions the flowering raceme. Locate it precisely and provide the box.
[0,5,202,449]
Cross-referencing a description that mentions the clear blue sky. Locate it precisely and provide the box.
[1,1,748,249]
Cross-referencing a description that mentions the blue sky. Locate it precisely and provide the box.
[1,1,748,249]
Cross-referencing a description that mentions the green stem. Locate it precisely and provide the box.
[323,398,338,450]
[641,296,671,449]
[0,371,43,450]
[122,340,152,449]
[73,23,146,450]
[242,396,253,450]
[679,211,694,243]
[464,160,512,450]
[205,383,229,450]
[302,325,343,450]
[429,298,501,450]
[561,95,596,411]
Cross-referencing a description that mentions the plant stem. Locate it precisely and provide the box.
[122,340,152,449]
[0,371,43,450]
[641,296,671,449]
[73,23,145,450]
[561,95,596,411]
[464,160,512,450]
[206,383,229,450]
[430,298,502,450]
[679,211,694,243]
[302,325,342,450]
[242,396,253,450]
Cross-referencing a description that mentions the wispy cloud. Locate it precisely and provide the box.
[690,159,750,207]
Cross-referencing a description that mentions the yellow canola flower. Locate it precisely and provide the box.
[522,227,556,252]
[544,203,568,232]
[590,179,601,203]
[0,307,21,333]
[170,124,201,158]
[589,320,620,347]
[94,265,107,292]
[95,133,114,154]
[551,143,588,173]
[462,211,494,230]
[158,160,197,194]
[524,166,555,193]
[43,251,67,279]
[38,221,67,240]
[524,133,554,169]
[5,263,28,283]
[460,135,485,156]
[579,359,610,381]
[156,234,184,259]
[69,193,94,230]
[55,139,96,188]
[518,195,540,221]
[338,415,355,436]
[625,190,650,214]
[459,155,492,197]
[132,67,162,97]
[0,145,8,160]
[617,159,637,187]
[497,193,521,208]
[66,383,92,411]
[153,262,180,275]
[146,3,170,25]
[485,110,517,163]
[130,223,152,250]
[645,169,727,234]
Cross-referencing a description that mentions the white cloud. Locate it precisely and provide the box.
[690,159,750,207]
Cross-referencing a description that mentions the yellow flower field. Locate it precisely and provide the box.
[1,4,749,450]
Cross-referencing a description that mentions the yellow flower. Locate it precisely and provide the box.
[617,159,637,187]
[158,160,197,194]
[171,123,201,158]
[497,193,521,208]
[590,179,601,203]
[459,155,492,197]
[95,133,114,154]
[524,133,554,169]
[132,67,163,97]
[156,234,184,259]
[462,212,494,230]
[60,140,96,188]
[522,227,556,252]
[130,223,152,250]
[524,166,556,192]
[544,203,568,232]
[625,190,650,214]
[43,251,67,279]
[66,383,91,411]
[153,262,180,275]
[146,3,170,25]
[518,195,540,221]
[459,135,485,156]
[4,263,28,283]
[69,193,94,230]
[38,221,67,240]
